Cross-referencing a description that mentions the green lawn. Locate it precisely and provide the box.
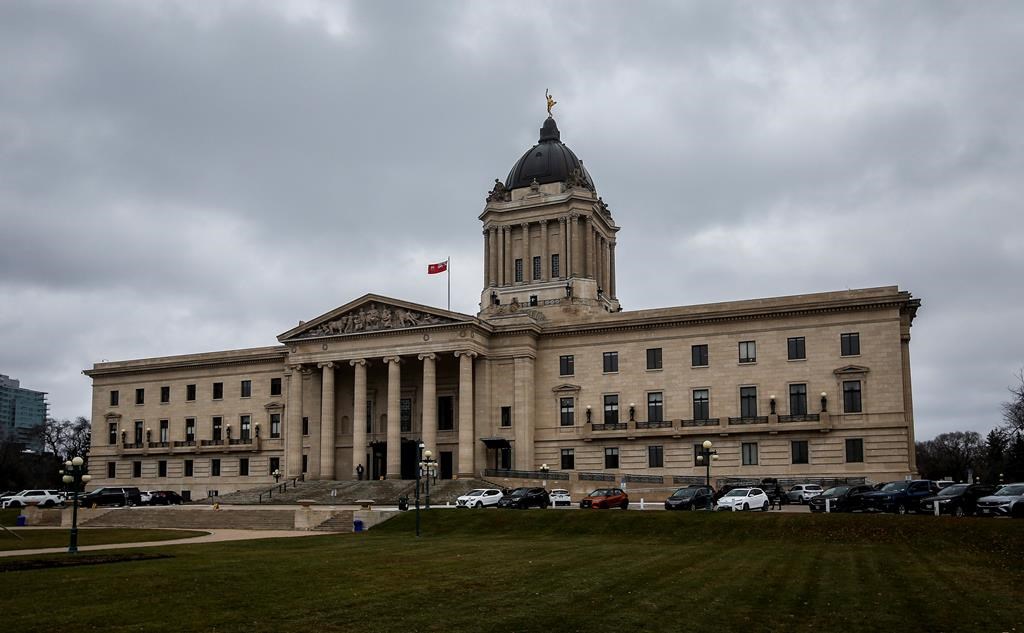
[0,508,20,526]
[0,511,1021,632]
[0,528,208,551]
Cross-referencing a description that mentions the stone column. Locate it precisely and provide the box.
[558,217,567,279]
[455,351,477,477]
[350,359,367,479]
[488,227,497,287]
[571,213,583,277]
[521,222,531,283]
[482,229,490,289]
[609,239,617,298]
[285,365,303,478]
[419,353,437,457]
[384,356,402,478]
[504,225,513,286]
[564,216,573,278]
[317,362,336,479]
[603,237,611,295]
[540,219,549,281]
[584,215,594,278]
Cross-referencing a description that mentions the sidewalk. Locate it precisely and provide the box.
[0,528,326,558]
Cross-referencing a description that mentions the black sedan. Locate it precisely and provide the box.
[148,490,185,506]
[497,487,550,509]
[808,485,874,513]
[664,486,715,511]
[918,484,995,517]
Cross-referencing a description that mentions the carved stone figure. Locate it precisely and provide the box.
[486,178,510,203]
[380,307,393,329]
[297,302,457,338]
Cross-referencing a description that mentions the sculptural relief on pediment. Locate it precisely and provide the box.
[297,302,456,338]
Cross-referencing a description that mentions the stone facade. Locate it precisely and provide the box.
[83,116,921,499]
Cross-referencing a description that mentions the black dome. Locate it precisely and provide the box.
[505,117,595,190]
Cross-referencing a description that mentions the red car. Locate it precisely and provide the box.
[579,488,629,509]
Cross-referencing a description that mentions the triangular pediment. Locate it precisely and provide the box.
[278,294,476,342]
[834,365,870,375]
[552,383,582,393]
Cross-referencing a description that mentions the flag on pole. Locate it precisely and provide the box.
[427,260,448,274]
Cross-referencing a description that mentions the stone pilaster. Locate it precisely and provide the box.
[350,359,367,480]
[503,225,512,286]
[571,213,582,277]
[318,361,335,480]
[513,356,535,470]
[540,219,549,281]
[521,222,531,283]
[419,353,437,457]
[384,356,402,478]
[482,229,490,289]
[285,365,303,478]
[559,217,568,279]
[455,351,477,477]
[584,215,594,278]
[609,239,617,298]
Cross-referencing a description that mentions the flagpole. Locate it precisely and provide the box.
[447,256,451,311]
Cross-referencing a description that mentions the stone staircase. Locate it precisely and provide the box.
[313,510,355,532]
[204,479,341,505]
[82,507,297,530]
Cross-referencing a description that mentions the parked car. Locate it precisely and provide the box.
[664,486,714,511]
[975,483,1024,518]
[935,480,958,490]
[497,487,550,509]
[580,488,629,509]
[786,484,824,504]
[918,484,995,517]
[140,490,155,504]
[860,480,938,514]
[549,489,572,507]
[80,486,142,507]
[456,488,503,508]
[147,490,185,506]
[808,485,875,513]
[715,488,769,511]
[1,489,65,508]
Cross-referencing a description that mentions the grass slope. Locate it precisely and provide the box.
[0,511,1021,633]
[0,528,208,551]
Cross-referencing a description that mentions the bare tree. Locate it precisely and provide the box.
[1003,368,1024,437]
[33,416,91,463]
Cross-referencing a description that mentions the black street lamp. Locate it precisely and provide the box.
[694,440,718,510]
[61,456,92,554]
[272,469,282,484]
[539,463,550,488]
[420,449,438,510]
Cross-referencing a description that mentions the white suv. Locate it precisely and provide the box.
[456,489,503,508]
[2,489,65,508]
[786,484,824,504]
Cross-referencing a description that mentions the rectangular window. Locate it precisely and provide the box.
[560,448,575,470]
[603,394,619,424]
[559,355,574,376]
[270,413,281,438]
[740,387,758,418]
[158,460,167,477]
[241,380,252,398]
[133,461,142,478]
[134,420,144,445]
[604,447,620,469]
[789,384,808,416]
[500,406,512,428]
[741,442,758,466]
[400,399,412,432]
[693,443,705,466]
[739,341,756,363]
[692,389,710,420]
[559,397,575,427]
[646,348,663,370]
[514,258,523,282]
[185,418,196,442]
[107,461,116,478]
[691,344,709,367]
[212,382,223,400]
[647,392,664,423]
[211,459,221,477]
[159,419,169,443]
[240,415,251,441]
[302,417,309,436]
[648,445,664,468]
[186,384,196,401]
[551,253,560,278]
[846,438,864,463]
[110,390,119,406]
[366,400,373,433]
[160,386,170,403]
[239,458,249,477]
[184,459,194,477]
[108,422,117,445]
[269,457,280,475]
[841,332,860,356]
[212,416,223,441]
[135,388,145,405]
[270,377,282,396]
[602,351,618,373]
[788,337,806,360]
[791,440,809,464]
[301,454,308,473]
[533,255,541,280]
[843,380,863,413]
[438,396,454,431]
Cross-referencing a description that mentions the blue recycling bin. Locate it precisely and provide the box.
[353,519,364,533]
[15,515,27,526]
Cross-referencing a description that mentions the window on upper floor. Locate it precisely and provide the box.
[270,377,282,396]
[692,389,710,421]
[270,413,281,438]
[514,258,523,282]
[559,355,574,376]
[843,380,863,413]
[186,384,196,401]
[789,384,808,416]
[602,351,618,373]
[160,386,170,403]
[110,390,119,407]
[604,394,619,424]
[533,256,541,280]
[647,392,664,423]
[740,387,758,418]
[646,348,662,370]
[559,397,575,427]
[738,341,756,364]
[788,337,806,360]
[500,406,512,428]
[212,382,223,400]
[841,332,860,357]
[135,388,145,405]
[551,253,560,278]
[241,380,251,398]
[692,344,709,367]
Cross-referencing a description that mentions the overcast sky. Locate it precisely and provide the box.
[1,1,1022,441]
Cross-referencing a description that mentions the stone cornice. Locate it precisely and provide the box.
[83,346,288,378]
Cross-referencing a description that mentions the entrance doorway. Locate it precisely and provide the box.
[371,443,386,480]
[440,452,453,479]
[400,439,417,479]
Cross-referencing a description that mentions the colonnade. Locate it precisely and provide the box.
[284,351,478,480]
[483,214,616,297]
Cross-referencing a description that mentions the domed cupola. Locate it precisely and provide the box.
[504,117,595,191]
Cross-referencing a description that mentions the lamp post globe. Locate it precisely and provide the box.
[64,456,90,554]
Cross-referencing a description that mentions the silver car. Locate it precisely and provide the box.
[786,484,824,504]
[975,483,1024,518]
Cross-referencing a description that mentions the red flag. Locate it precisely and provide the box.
[427,260,448,274]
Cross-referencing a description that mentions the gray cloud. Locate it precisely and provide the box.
[1,0,1022,439]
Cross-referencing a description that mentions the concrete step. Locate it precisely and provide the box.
[82,507,296,530]
[313,510,355,532]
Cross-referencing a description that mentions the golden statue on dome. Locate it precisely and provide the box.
[546,89,557,117]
